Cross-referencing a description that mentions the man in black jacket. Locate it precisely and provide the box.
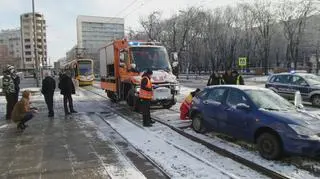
[42,73,56,117]
[59,72,77,115]
[207,71,225,86]
[2,65,20,120]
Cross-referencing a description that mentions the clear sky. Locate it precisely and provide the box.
[0,0,243,63]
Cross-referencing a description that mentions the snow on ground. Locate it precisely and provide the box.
[183,129,317,179]
[102,114,264,179]
[78,115,147,179]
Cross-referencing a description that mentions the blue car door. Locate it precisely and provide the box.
[201,88,228,132]
[222,88,255,140]
[290,75,310,100]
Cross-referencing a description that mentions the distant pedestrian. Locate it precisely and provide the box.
[12,90,38,130]
[2,65,20,120]
[42,72,56,117]
[139,69,154,127]
[231,70,244,85]
[207,72,225,86]
[180,88,200,120]
[223,70,234,84]
[59,72,77,115]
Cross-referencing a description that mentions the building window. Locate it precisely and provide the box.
[24,39,30,43]
[25,45,31,49]
[24,14,29,18]
[26,58,32,62]
[25,51,31,55]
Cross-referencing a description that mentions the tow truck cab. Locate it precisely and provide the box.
[99,40,180,109]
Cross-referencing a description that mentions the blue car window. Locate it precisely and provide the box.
[226,89,248,107]
[207,88,227,103]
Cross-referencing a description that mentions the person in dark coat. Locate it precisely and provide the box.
[223,70,234,84]
[207,72,225,86]
[58,72,77,115]
[139,69,154,127]
[42,73,56,117]
[231,70,244,85]
[2,65,20,120]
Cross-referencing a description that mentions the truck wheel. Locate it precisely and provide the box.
[163,99,175,109]
[127,89,139,112]
[107,91,117,103]
[126,89,134,107]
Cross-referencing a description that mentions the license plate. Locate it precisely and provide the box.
[153,88,171,100]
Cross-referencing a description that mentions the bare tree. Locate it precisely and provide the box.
[277,0,314,69]
[248,0,275,74]
[139,11,163,41]
[238,3,256,69]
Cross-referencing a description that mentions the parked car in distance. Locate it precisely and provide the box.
[190,85,320,160]
[265,72,320,106]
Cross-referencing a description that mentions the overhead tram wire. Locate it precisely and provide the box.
[123,0,154,19]
[114,0,139,17]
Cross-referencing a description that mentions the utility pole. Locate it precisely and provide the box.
[316,41,319,75]
[32,0,39,87]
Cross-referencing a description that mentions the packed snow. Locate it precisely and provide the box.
[101,114,265,179]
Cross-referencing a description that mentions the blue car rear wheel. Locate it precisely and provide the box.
[257,133,282,160]
[192,114,206,134]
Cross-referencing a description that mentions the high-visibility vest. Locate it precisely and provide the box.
[236,75,241,85]
[182,94,193,109]
[139,77,153,100]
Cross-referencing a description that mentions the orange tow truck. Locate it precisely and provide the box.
[99,39,180,109]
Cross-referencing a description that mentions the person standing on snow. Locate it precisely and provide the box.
[139,69,155,127]
[58,71,77,115]
[180,88,200,120]
[2,65,20,120]
[42,72,56,117]
[207,72,225,86]
[223,70,233,85]
[231,70,244,85]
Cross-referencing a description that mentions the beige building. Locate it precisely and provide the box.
[0,29,22,69]
[20,12,47,71]
[0,45,20,74]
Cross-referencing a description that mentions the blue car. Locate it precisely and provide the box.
[190,85,320,160]
[265,72,320,106]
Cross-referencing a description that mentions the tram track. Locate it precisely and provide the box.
[82,86,292,179]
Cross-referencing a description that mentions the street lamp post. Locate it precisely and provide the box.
[32,0,40,87]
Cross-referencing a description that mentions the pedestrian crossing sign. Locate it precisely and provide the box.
[238,57,247,67]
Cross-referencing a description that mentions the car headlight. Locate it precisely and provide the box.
[288,124,316,136]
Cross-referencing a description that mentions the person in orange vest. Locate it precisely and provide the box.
[180,88,201,120]
[139,69,155,127]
